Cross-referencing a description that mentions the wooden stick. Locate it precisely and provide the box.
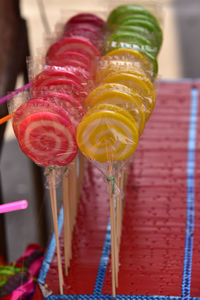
[68,165,73,256]
[68,160,77,260]
[48,169,64,294]
[70,162,75,228]
[108,160,116,297]
[62,168,71,276]
[77,152,85,200]
[73,158,78,216]
[116,174,121,285]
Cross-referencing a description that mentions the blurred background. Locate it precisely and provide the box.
[0,0,200,262]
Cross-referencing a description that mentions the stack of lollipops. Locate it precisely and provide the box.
[9,3,162,297]
[12,12,105,294]
[77,4,162,297]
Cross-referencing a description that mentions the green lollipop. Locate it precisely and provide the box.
[118,18,162,50]
[108,28,158,55]
[108,4,160,28]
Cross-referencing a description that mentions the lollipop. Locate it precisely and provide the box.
[65,13,105,30]
[63,23,104,52]
[31,67,84,87]
[96,58,148,84]
[63,13,105,53]
[13,100,78,166]
[111,25,159,50]
[116,18,162,50]
[46,37,101,72]
[32,77,88,103]
[105,48,158,79]
[39,92,85,127]
[84,83,146,135]
[12,99,72,137]
[77,108,139,163]
[103,72,156,120]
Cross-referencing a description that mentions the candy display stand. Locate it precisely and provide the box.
[32,80,200,299]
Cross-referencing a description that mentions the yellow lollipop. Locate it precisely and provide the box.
[103,72,156,120]
[96,58,146,84]
[85,103,137,124]
[76,108,139,162]
[105,48,155,79]
[84,83,146,135]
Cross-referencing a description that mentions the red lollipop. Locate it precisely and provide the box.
[13,99,71,138]
[18,111,77,167]
[33,77,88,103]
[32,67,84,88]
[65,13,105,30]
[63,23,103,51]
[46,37,101,66]
[31,66,93,91]
[47,55,91,73]
[41,92,85,127]
[48,50,91,69]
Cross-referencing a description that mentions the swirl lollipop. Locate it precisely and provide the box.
[103,71,156,120]
[84,82,146,135]
[18,111,77,167]
[77,107,139,162]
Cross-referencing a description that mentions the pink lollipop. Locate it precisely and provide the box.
[18,111,77,166]
[13,99,71,138]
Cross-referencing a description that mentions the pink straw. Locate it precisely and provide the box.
[0,83,31,105]
[0,200,28,214]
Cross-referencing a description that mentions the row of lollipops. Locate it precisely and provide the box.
[75,4,162,297]
[12,12,106,295]
[11,3,163,297]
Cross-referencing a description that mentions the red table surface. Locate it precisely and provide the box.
[33,81,200,299]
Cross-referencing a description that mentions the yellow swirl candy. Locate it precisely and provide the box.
[76,109,139,162]
[103,72,155,120]
[96,58,146,84]
[105,48,154,79]
[84,83,146,135]
[85,103,137,124]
